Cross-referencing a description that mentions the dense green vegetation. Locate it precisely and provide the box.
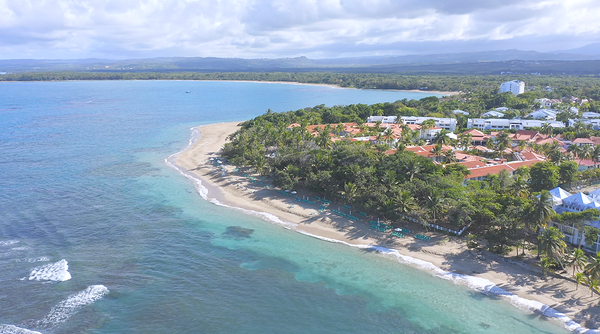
[221,100,600,291]
[2,71,600,100]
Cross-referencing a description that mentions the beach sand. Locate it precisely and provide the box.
[172,121,600,332]
[206,80,460,96]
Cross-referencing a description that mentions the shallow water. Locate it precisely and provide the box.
[0,81,571,333]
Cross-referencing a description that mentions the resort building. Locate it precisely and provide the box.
[499,80,525,95]
[546,187,600,252]
[463,159,544,182]
[364,116,398,124]
[462,129,491,146]
[466,118,564,131]
[534,98,562,108]
[399,117,458,131]
[526,109,558,120]
[481,111,505,118]
[568,118,600,130]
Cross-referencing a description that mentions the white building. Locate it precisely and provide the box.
[467,118,565,131]
[569,118,600,130]
[535,98,562,108]
[499,80,525,95]
[399,117,457,131]
[526,109,558,120]
[365,116,398,124]
[545,187,600,252]
[481,111,505,118]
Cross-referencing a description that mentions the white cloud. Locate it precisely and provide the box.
[0,0,598,58]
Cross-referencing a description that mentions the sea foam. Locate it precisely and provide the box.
[170,127,597,333]
[27,259,71,282]
[0,240,20,247]
[0,325,42,334]
[294,231,599,333]
[39,285,109,327]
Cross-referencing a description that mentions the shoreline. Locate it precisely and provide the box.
[0,79,460,96]
[205,80,461,96]
[168,122,599,333]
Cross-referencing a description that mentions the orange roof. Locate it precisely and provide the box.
[535,137,565,146]
[575,158,599,167]
[405,145,453,158]
[521,151,546,161]
[459,160,487,168]
[590,137,600,145]
[466,159,544,179]
[573,138,594,144]
[511,130,548,142]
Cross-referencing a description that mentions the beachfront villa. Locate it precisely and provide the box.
[466,118,564,130]
[547,187,600,252]
[366,115,458,132]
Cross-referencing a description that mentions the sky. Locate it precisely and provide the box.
[1,0,599,59]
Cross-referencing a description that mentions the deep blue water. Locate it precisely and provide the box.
[0,81,570,334]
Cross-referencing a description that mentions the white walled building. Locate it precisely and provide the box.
[467,118,565,131]
[399,117,457,131]
[365,116,398,124]
[499,80,525,95]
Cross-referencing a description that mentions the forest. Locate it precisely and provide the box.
[2,71,600,97]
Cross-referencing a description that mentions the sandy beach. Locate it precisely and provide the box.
[172,122,600,332]
[206,80,461,96]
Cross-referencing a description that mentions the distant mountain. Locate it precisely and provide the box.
[552,42,600,56]
[1,49,600,73]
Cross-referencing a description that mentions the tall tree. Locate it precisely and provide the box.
[529,161,559,192]
[538,226,567,268]
[569,248,589,277]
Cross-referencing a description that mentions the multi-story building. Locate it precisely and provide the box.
[499,80,525,95]
[467,118,564,131]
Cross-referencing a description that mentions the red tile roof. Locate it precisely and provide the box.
[465,159,544,179]
[573,138,594,144]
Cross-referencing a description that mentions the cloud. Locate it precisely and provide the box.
[0,0,598,59]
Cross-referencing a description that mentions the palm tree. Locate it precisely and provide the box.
[406,159,422,182]
[443,149,457,164]
[538,227,567,268]
[528,190,555,232]
[382,128,394,146]
[341,182,358,209]
[528,190,555,258]
[586,252,600,281]
[541,123,553,137]
[593,145,600,166]
[430,144,443,162]
[575,272,586,290]
[587,278,600,297]
[580,144,593,161]
[458,133,472,150]
[426,191,445,227]
[570,248,589,277]
[510,175,530,198]
[568,144,582,160]
[496,131,512,150]
[393,190,417,215]
[434,129,452,146]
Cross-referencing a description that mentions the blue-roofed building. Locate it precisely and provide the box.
[481,111,505,118]
[548,187,600,252]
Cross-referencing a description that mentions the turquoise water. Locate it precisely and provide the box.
[0,80,570,333]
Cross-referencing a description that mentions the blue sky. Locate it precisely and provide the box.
[0,0,599,59]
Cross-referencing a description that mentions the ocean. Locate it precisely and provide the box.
[0,80,572,333]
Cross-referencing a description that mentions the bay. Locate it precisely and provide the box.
[0,80,569,333]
